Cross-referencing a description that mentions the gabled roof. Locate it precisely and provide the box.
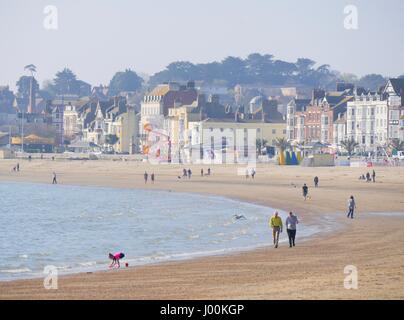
[148,84,170,97]
[388,78,404,96]
[288,98,311,112]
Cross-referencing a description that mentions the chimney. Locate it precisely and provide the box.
[197,94,206,106]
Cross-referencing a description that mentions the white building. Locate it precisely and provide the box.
[333,113,347,145]
[346,93,388,151]
[384,79,404,141]
[286,98,311,142]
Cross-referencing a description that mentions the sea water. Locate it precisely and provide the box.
[0,182,329,281]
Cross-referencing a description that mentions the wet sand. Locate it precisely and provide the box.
[0,160,403,299]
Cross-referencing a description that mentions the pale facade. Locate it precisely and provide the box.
[112,107,139,154]
[346,93,388,151]
[384,79,404,141]
[187,120,286,163]
[63,104,80,139]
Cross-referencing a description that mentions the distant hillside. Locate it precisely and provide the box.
[148,53,392,92]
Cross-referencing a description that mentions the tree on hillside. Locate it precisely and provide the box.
[340,138,359,156]
[43,68,91,97]
[339,73,359,83]
[220,56,246,85]
[16,76,39,97]
[108,69,144,96]
[357,74,387,91]
[52,68,79,95]
[148,53,337,89]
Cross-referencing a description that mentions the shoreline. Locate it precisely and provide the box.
[1,160,404,299]
[0,180,342,282]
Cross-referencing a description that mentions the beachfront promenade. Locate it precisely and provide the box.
[0,160,403,299]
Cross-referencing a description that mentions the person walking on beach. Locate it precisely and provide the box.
[347,195,356,219]
[269,211,283,248]
[207,168,211,176]
[285,212,299,247]
[151,173,155,184]
[366,172,371,182]
[314,176,319,188]
[183,168,187,178]
[187,169,192,179]
[302,183,309,200]
[372,170,376,183]
[52,172,57,184]
[144,171,148,184]
[251,168,256,179]
[201,168,204,177]
[109,252,125,269]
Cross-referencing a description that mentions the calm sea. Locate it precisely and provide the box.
[0,182,327,280]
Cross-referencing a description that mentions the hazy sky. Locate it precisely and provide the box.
[1,0,403,90]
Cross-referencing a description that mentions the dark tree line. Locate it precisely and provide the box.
[149,53,339,88]
[14,54,399,100]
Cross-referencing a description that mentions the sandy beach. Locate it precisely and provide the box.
[0,159,403,299]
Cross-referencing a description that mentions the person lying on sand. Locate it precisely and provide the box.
[109,252,125,268]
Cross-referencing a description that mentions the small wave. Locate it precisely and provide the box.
[1,268,31,273]
[368,212,404,217]
[79,261,97,267]
[19,254,28,259]
[112,213,123,217]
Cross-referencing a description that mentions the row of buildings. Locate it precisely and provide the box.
[1,77,403,157]
[139,81,287,162]
[286,79,404,152]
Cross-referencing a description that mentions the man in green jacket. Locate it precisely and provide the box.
[270,211,283,248]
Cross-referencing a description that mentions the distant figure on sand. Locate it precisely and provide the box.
[151,173,155,184]
[16,163,19,172]
[372,170,376,183]
[302,183,309,200]
[109,252,125,268]
[144,172,148,184]
[207,168,211,176]
[183,168,187,178]
[285,212,299,247]
[270,211,283,248]
[187,169,192,179]
[347,195,356,219]
[201,169,204,177]
[52,172,57,184]
[314,176,319,188]
[251,169,256,179]
[366,172,371,182]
